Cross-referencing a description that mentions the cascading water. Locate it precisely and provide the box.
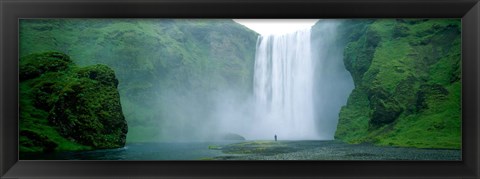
[250,21,354,140]
[252,28,317,140]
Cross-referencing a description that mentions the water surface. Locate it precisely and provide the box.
[21,141,235,160]
[20,140,461,160]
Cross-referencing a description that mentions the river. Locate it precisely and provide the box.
[20,140,461,160]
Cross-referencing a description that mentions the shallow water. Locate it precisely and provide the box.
[20,140,461,161]
[20,141,236,160]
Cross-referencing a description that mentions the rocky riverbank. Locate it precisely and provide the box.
[212,140,461,160]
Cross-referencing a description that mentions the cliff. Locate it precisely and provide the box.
[20,52,128,153]
[335,19,461,149]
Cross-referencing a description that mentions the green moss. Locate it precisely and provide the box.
[20,52,128,153]
[336,19,461,149]
[208,145,222,150]
[20,19,258,142]
[20,51,72,81]
[75,64,119,86]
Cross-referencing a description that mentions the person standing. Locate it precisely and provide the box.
[274,134,277,141]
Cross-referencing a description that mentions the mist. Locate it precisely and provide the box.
[311,20,355,139]
[153,87,257,141]
[142,20,353,142]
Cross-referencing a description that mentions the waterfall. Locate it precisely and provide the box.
[250,21,354,140]
[253,28,317,140]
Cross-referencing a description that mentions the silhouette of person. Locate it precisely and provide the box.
[274,134,277,141]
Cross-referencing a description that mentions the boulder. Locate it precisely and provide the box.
[221,133,246,140]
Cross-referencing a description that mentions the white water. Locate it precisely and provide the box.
[211,21,353,141]
[248,21,354,140]
[252,28,317,140]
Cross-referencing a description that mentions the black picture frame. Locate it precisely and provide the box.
[1,0,479,178]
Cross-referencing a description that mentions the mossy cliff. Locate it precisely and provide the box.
[20,19,258,142]
[335,19,461,149]
[20,52,128,153]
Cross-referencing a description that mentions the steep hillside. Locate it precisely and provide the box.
[20,19,258,142]
[335,19,461,149]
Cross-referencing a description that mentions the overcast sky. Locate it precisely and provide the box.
[233,19,319,35]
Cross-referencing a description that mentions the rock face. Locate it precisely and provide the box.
[20,19,258,142]
[335,19,461,149]
[20,52,128,152]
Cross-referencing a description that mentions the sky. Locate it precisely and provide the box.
[233,19,319,35]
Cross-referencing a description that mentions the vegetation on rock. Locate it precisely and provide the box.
[20,19,258,142]
[20,52,127,153]
[334,19,461,149]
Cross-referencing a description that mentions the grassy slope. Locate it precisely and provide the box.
[20,19,258,142]
[336,19,461,149]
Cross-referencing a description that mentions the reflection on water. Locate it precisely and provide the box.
[20,141,236,160]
